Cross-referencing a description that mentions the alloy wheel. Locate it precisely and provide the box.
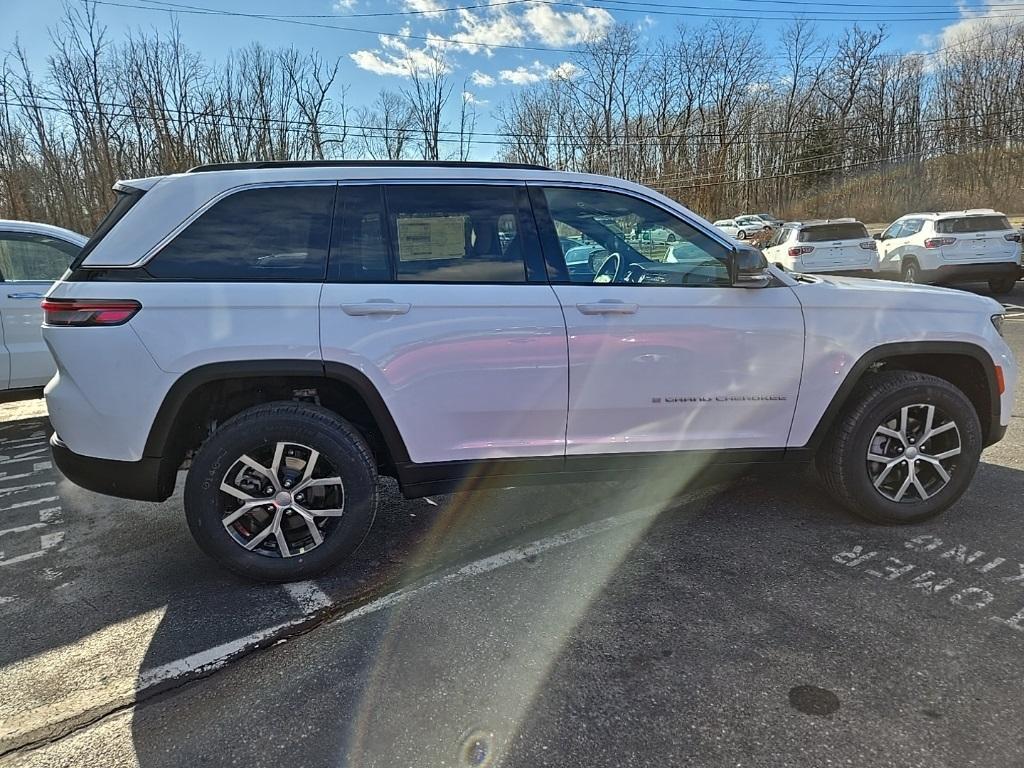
[866,403,962,502]
[219,441,345,557]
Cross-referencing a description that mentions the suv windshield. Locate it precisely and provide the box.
[798,223,869,242]
[935,215,1011,234]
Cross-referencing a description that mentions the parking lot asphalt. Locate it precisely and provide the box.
[2,284,1024,767]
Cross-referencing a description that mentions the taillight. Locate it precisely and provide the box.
[1004,233,1021,242]
[41,299,141,327]
[924,237,956,249]
[788,245,814,258]
[859,241,877,250]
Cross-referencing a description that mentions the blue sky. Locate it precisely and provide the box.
[1,0,1010,145]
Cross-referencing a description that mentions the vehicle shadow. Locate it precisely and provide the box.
[123,457,1024,767]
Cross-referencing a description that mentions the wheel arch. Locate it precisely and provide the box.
[144,360,411,476]
[803,341,1001,451]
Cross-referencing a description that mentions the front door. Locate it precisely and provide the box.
[319,183,568,466]
[0,230,80,388]
[534,185,805,457]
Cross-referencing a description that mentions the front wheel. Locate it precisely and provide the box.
[817,371,982,524]
[988,276,1017,295]
[184,402,379,582]
[736,230,747,240]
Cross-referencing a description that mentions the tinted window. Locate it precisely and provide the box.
[0,232,79,281]
[541,186,730,287]
[799,223,869,242]
[386,185,528,283]
[149,185,335,280]
[330,185,390,282]
[936,215,1012,234]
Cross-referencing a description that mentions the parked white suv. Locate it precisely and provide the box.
[43,162,1016,581]
[764,219,879,276]
[0,220,85,391]
[877,210,1021,293]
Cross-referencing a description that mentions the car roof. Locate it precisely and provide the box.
[897,209,1006,221]
[785,218,863,228]
[0,219,88,245]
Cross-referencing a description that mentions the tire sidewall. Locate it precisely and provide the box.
[185,409,377,581]
[843,382,982,523]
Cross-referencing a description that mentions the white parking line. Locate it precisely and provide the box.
[0,449,49,465]
[0,522,46,537]
[0,482,56,498]
[0,531,64,566]
[0,496,59,512]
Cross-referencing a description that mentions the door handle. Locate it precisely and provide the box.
[7,292,46,299]
[576,300,639,316]
[341,300,411,316]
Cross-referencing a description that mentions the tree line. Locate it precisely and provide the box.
[1,2,1022,234]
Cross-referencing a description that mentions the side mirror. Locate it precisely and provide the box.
[873,232,884,240]
[730,246,771,288]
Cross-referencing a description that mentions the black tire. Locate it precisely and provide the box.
[901,260,920,284]
[816,371,982,524]
[988,276,1017,295]
[736,230,747,240]
[184,402,378,582]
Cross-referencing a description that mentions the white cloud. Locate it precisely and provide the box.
[448,8,526,54]
[470,70,496,87]
[933,2,1020,52]
[499,66,545,85]
[523,6,614,46]
[403,0,446,19]
[333,0,357,9]
[499,60,579,85]
[462,90,487,105]
[350,34,451,78]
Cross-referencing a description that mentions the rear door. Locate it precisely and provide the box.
[319,183,568,466]
[0,230,80,388]
[936,215,1019,262]
[798,222,874,270]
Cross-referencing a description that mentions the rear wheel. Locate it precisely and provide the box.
[901,260,920,284]
[988,276,1017,295]
[817,371,982,524]
[184,402,378,582]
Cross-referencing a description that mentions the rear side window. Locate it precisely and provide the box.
[799,223,869,242]
[0,232,79,281]
[149,185,336,281]
[935,215,1012,234]
[330,185,391,282]
[385,185,529,283]
[72,187,145,269]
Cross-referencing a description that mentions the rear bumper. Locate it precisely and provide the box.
[930,262,1021,284]
[50,434,175,502]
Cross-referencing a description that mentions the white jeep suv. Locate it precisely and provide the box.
[43,162,1016,581]
[763,219,879,276]
[877,209,1021,293]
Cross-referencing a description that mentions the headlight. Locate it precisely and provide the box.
[992,314,1005,336]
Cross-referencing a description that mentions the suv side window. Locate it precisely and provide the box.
[541,186,730,287]
[882,221,906,240]
[149,185,336,281]
[385,185,531,284]
[0,232,79,281]
[330,185,391,283]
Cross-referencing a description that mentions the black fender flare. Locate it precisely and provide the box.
[799,341,1001,452]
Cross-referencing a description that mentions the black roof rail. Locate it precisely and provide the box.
[187,159,552,173]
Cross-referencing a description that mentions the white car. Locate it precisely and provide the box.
[0,220,85,392]
[876,210,1021,294]
[42,161,1015,581]
[763,219,879,276]
[638,227,678,244]
[713,217,768,241]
